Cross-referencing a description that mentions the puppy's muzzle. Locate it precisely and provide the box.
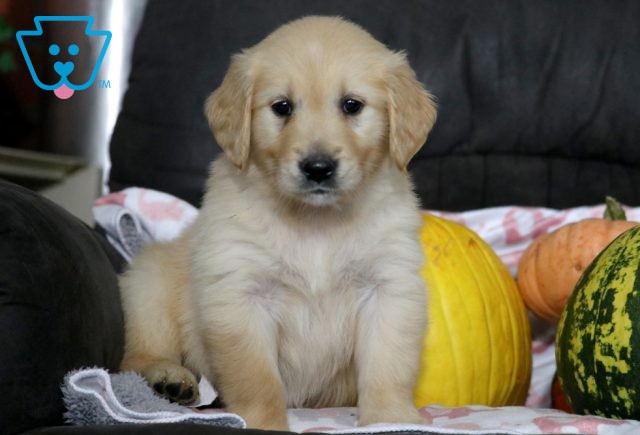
[299,155,337,184]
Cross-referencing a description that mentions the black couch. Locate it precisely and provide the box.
[2,1,640,433]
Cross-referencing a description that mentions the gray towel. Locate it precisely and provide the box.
[62,368,245,427]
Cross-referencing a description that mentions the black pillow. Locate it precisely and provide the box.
[0,180,125,434]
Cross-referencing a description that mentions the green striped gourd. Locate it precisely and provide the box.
[556,225,640,419]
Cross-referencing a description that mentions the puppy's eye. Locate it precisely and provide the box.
[341,98,363,115]
[271,99,294,117]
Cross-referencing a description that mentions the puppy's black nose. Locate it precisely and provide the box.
[300,156,337,183]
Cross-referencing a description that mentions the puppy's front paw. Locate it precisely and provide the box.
[359,405,425,426]
[144,362,200,405]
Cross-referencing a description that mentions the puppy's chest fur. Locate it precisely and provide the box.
[254,225,376,406]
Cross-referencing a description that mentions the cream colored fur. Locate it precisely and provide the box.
[120,16,437,430]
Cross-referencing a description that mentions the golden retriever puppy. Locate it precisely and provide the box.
[119,15,437,430]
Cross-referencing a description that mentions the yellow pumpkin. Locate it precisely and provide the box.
[414,214,532,407]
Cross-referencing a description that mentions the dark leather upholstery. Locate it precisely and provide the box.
[109,0,640,210]
[0,181,125,434]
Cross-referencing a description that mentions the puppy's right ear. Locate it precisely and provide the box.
[204,53,253,170]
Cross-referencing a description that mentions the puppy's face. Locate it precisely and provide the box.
[206,17,437,207]
[249,37,392,207]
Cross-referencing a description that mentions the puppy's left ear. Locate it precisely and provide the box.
[204,52,254,170]
[386,54,437,171]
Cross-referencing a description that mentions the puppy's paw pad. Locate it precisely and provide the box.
[153,380,197,405]
[177,384,196,402]
[152,381,165,395]
[164,382,182,398]
[144,363,200,405]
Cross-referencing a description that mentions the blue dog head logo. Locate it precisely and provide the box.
[16,16,111,99]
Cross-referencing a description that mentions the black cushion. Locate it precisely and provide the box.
[109,0,640,210]
[0,181,125,434]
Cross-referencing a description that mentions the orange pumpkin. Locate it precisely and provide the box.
[517,197,637,322]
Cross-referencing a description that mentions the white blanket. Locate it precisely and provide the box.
[64,368,640,434]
